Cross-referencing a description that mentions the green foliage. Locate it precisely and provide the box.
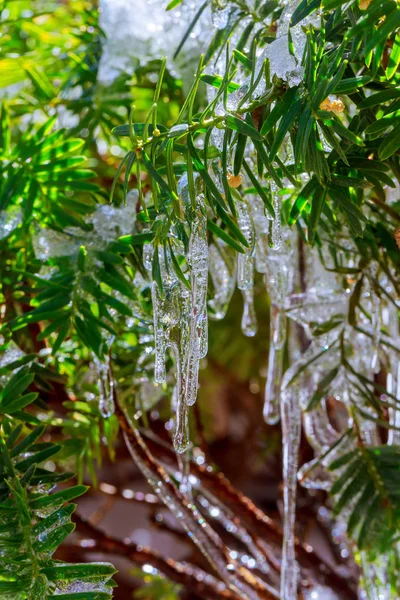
[0,371,116,599]
[0,0,400,595]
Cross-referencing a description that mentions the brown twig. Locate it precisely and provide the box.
[74,515,240,600]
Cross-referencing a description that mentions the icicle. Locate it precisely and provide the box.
[278,348,320,599]
[388,362,400,446]
[264,308,285,424]
[237,246,254,291]
[122,416,262,600]
[249,194,271,275]
[236,198,255,291]
[263,231,294,425]
[280,372,302,600]
[197,494,270,575]
[366,265,381,374]
[168,286,191,454]
[235,197,257,337]
[269,182,282,250]
[152,279,176,384]
[208,241,236,320]
[241,287,257,337]
[151,240,186,386]
[93,353,115,418]
[148,175,208,454]
[264,344,282,424]
[171,336,191,454]
[149,242,193,453]
[211,0,230,29]
[185,194,208,407]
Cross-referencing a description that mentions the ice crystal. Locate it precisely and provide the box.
[0,205,22,240]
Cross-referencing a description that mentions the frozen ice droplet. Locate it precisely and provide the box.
[185,195,209,407]
[93,353,115,418]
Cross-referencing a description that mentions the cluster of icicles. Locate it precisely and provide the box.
[151,172,284,457]
[90,1,400,598]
